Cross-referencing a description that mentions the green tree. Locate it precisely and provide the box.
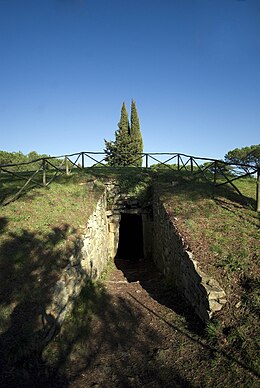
[130,99,143,167]
[224,145,260,173]
[27,151,39,162]
[0,150,56,171]
[0,151,27,167]
[104,101,143,166]
[0,151,14,165]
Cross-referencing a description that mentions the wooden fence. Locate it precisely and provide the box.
[0,151,259,211]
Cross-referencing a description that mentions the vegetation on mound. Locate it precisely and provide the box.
[85,166,153,202]
[0,166,259,385]
[0,172,104,375]
[0,168,151,352]
[154,168,259,377]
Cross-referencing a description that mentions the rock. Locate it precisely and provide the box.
[207,286,226,300]
[152,193,227,322]
[209,300,223,312]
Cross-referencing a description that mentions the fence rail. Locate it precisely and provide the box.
[0,151,259,211]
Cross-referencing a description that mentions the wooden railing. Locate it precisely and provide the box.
[0,151,259,211]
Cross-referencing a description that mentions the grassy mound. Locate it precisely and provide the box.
[0,167,259,385]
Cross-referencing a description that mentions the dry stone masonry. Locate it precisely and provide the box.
[152,193,227,321]
[45,192,119,325]
[45,180,227,330]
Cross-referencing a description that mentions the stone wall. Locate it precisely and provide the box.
[152,194,227,321]
[45,182,227,329]
[45,191,120,326]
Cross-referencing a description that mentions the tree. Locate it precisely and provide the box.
[104,101,144,167]
[130,99,143,167]
[0,150,55,171]
[224,145,260,173]
[0,151,14,165]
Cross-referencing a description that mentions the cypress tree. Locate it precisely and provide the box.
[130,99,143,167]
[104,100,144,167]
[104,102,132,166]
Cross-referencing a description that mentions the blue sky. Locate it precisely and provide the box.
[0,0,259,160]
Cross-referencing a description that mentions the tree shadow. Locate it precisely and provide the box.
[1,167,256,211]
[83,166,153,203]
[43,272,195,388]
[0,168,80,206]
[0,171,43,205]
[153,169,257,210]
[0,221,194,387]
[239,275,260,318]
[0,167,258,386]
[0,223,258,386]
[0,223,82,386]
[115,257,203,335]
[114,256,260,382]
[0,217,8,234]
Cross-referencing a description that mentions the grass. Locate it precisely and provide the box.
[154,168,260,378]
[205,319,222,345]
[0,171,103,230]
[42,279,109,372]
[83,166,153,202]
[0,167,152,362]
[0,165,259,386]
[0,170,106,382]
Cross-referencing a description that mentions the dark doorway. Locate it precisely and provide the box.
[116,213,144,261]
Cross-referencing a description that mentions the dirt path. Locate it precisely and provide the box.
[60,258,259,388]
[1,258,258,387]
[64,259,204,388]
[55,257,258,388]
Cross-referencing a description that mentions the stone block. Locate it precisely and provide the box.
[153,194,226,322]
[108,222,117,233]
[208,286,226,300]
[209,300,223,312]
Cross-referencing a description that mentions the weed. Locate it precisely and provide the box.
[240,276,260,316]
[100,258,115,281]
[216,254,248,272]
[205,319,221,344]
[0,167,259,386]
[210,244,223,255]
[184,219,196,231]
[227,326,246,349]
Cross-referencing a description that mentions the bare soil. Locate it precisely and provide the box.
[1,258,258,387]
[54,259,258,388]
[66,259,200,387]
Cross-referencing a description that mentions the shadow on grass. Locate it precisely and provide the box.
[115,257,204,335]
[1,167,256,211]
[82,166,153,204]
[240,275,260,318]
[0,222,194,387]
[0,223,79,386]
[0,217,8,234]
[0,170,54,206]
[83,166,257,211]
[153,169,257,211]
[115,257,260,382]
[45,276,194,388]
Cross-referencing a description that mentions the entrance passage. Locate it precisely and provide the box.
[116,213,144,261]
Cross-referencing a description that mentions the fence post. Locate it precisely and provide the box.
[81,152,85,169]
[177,154,180,171]
[145,154,149,168]
[42,159,46,187]
[65,156,69,175]
[190,157,193,174]
[257,168,260,212]
[213,161,217,186]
